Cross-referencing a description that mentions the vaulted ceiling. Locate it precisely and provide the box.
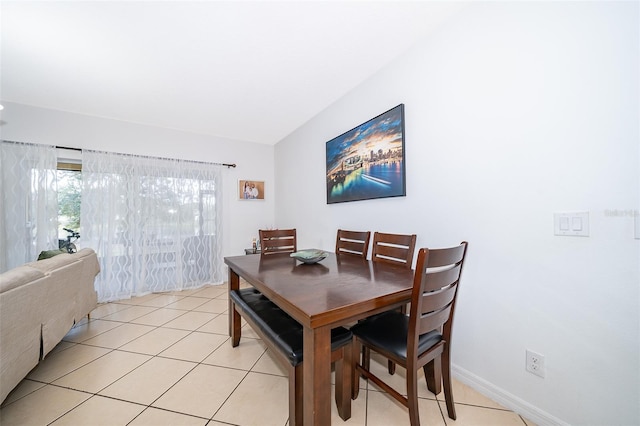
[1,1,465,145]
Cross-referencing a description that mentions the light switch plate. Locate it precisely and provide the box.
[554,212,589,237]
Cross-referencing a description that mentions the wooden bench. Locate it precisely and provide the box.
[230,288,352,425]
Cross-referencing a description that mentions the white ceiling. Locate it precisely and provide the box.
[1,1,465,145]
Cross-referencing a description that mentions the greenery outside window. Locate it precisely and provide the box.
[57,161,82,241]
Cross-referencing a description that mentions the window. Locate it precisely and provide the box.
[57,161,82,244]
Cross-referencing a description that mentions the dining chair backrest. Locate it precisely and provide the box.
[259,229,297,255]
[409,242,468,352]
[371,232,417,269]
[351,241,469,426]
[335,229,371,258]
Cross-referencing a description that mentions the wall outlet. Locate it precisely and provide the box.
[526,349,545,378]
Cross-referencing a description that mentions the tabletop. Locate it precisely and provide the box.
[224,251,415,328]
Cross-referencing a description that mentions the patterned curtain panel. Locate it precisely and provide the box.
[0,141,58,273]
[81,150,224,302]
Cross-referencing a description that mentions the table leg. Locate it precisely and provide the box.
[228,268,241,346]
[303,325,332,425]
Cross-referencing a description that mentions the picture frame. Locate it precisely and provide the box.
[239,180,265,200]
[326,104,406,204]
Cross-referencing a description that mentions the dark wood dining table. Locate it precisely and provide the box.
[225,251,415,425]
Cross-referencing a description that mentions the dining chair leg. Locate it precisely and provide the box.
[362,346,371,371]
[424,356,442,395]
[407,365,421,426]
[387,304,407,375]
[442,347,457,420]
[334,345,352,420]
[352,339,362,399]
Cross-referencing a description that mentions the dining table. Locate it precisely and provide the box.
[225,251,416,425]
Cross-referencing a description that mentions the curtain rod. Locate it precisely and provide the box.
[56,145,237,168]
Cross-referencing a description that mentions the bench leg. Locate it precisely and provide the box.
[228,268,240,337]
[230,302,241,347]
[290,364,303,426]
[228,269,241,346]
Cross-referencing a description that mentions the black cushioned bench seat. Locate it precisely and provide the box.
[230,288,352,366]
[229,287,352,425]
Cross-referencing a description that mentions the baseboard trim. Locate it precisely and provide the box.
[452,364,569,426]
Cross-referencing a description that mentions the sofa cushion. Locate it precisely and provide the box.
[73,248,97,260]
[26,252,79,274]
[0,266,46,293]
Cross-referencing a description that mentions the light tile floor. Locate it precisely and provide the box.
[1,284,536,426]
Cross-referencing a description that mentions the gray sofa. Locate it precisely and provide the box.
[0,248,100,403]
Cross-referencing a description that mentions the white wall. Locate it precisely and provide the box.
[274,2,639,425]
[0,102,275,260]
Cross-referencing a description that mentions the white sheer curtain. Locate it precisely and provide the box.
[81,150,224,302]
[0,141,58,273]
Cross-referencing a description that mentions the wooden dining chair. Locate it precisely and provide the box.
[335,229,371,258]
[259,228,297,255]
[371,231,417,373]
[351,242,468,426]
[371,231,417,269]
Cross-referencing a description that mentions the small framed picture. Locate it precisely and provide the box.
[239,180,265,200]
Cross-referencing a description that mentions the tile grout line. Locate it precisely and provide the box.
[52,290,222,425]
[205,356,266,422]
[122,290,249,422]
[49,294,208,424]
[206,345,269,424]
[5,286,531,426]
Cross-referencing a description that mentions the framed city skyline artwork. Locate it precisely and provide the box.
[326,104,406,204]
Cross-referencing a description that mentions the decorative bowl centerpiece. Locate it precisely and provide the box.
[290,249,327,264]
